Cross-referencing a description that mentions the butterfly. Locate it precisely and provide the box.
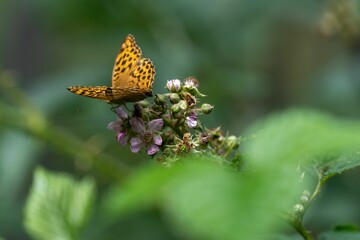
[67,34,155,104]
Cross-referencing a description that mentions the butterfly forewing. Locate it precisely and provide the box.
[67,34,155,104]
[112,35,142,87]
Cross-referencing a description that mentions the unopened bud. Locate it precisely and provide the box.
[178,100,188,110]
[169,93,180,103]
[302,190,310,198]
[293,204,304,214]
[137,100,150,108]
[225,135,239,149]
[300,195,309,204]
[201,103,213,114]
[166,79,182,93]
[171,104,181,113]
[154,94,166,105]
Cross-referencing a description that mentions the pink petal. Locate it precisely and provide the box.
[117,131,128,145]
[130,138,142,153]
[153,135,162,146]
[186,112,198,128]
[166,79,182,92]
[107,119,124,131]
[149,118,164,132]
[147,145,159,155]
[129,117,146,133]
[116,107,128,119]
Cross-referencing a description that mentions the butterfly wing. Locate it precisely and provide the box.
[112,34,141,88]
[67,34,155,104]
[67,86,109,99]
[112,35,155,92]
[67,85,148,103]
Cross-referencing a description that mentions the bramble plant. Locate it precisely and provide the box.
[2,71,360,240]
[107,76,239,162]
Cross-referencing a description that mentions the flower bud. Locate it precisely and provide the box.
[293,204,304,214]
[300,190,310,204]
[154,94,166,105]
[166,79,182,93]
[169,93,180,103]
[201,103,213,114]
[300,195,309,204]
[178,100,188,110]
[171,104,181,113]
[302,190,310,198]
[183,84,206,97]
[225,135,239,150]
[137,100,150,108]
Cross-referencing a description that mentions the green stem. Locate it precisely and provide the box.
[307,170,324,210]
[161,115,183,137]
[291,220,314,240]
[289,168,324,240]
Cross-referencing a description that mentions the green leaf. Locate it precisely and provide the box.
[318,152,360,181]
[162,161,300,240]
[334,224,359,232]
[101,155,302,240]
[243,109,360,169]
[318,231,360,240]
[24,167,95,240]
[101,164,176,219]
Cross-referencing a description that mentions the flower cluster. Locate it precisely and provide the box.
[108,76,239,161]
[107,107,163,155]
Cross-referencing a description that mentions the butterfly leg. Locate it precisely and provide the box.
[110,104,119,113]
[124,103,132,112]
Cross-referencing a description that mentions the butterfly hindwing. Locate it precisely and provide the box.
[130,58,155,90]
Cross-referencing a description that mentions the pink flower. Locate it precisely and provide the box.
[186,112,198,128]
[129,118,164,155]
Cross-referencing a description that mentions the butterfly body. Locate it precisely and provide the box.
[67,34,155,104]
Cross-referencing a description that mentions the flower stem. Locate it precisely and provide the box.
[291,221,314,240]
[161,115,184,137]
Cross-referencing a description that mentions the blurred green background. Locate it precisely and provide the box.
[1,0,360,239]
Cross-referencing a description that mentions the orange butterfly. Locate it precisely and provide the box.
[67,34,155,104]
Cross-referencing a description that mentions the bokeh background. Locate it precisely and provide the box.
[1,0,360,239]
